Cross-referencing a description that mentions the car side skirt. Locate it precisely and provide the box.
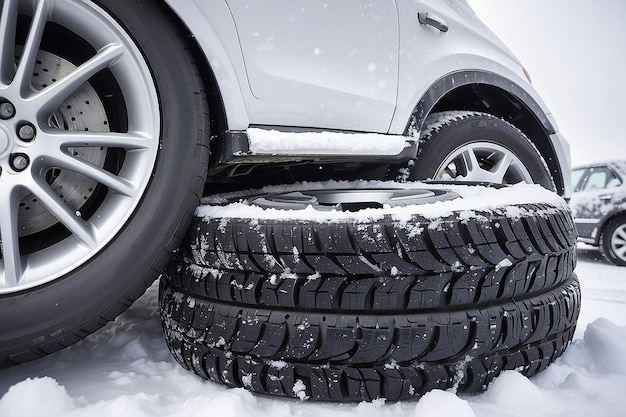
[210,127,418,177]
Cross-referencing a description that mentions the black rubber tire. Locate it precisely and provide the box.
[0,1,209,367]
[160,274,580,402]
[599,216,626,266]
[169,202,577,310]
[160,185,579,402]
[409,111,555,190]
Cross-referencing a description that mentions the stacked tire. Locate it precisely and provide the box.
[159,183,580,402]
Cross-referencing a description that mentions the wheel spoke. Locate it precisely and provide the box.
[613,227,626,244]
[0,0,18,85]
[0,187,23,287]
[14,0,49,95]
[461,148,480,177]
[613,238,626,258]
[456,148,479,180]
[490,153,514,183]
[43,151,136,197]
[32,43,125,115]
[28,179,97,247]
[49,129,154,151]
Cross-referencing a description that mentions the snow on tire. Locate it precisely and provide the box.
[159,181,580,402]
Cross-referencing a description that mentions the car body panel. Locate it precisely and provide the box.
[225,0,399,133]
[570,160,626,244]
[163,0,252,130]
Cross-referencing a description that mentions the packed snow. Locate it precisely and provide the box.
[246,128,409,156]
[1,240,625,417]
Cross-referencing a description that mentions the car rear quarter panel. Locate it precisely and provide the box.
[391,0,553,135]
[392,0,571,196]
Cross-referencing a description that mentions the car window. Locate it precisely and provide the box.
[571,168,587,192]
[581,166,622,191]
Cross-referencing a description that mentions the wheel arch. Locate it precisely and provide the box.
[407,70,567,195]
[157,0,248,135]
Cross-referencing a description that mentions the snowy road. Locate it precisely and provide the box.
[1,245,625,417]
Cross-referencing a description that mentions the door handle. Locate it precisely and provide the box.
[418,12,449,32]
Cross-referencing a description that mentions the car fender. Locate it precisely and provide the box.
[397,68,555,136]
[392,56,570,196]
[163,0,251,130]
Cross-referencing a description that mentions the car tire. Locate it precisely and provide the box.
[408,111,555,190]
[160,184,580,402]
[600,216,626,266]
[0,0,209,366]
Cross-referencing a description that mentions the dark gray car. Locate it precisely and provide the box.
[570,160,626,265]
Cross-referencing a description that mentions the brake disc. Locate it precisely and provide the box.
[17,50,108,236]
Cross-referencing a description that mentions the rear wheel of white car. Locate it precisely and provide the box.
[410,111,554,190]
[160,184,579,402]
[0,0,209,366]
[600,216,626,266]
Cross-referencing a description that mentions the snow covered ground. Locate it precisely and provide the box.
[1,243,625,417]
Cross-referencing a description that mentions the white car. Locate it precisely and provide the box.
[0,0,572,391]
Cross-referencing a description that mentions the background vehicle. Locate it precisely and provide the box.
[570,160,626,266]
[0,0,571,372]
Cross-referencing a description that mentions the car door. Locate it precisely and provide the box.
[571,165,624,238]
[225,0,399,133]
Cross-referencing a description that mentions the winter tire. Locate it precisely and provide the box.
[600,216,626,266]
[0,0,209,367]
[161,274,579,402]
[409,111,555,190]
[160,183,580,402]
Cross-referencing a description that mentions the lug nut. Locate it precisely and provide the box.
[0,102,15,119]
[18,124,36,141]
[10,153,29,172]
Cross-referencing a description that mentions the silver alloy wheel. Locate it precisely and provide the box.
[610,223,626,262]
[0,0,159,293]
[433,142,534,184]
[248,188,460,211]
